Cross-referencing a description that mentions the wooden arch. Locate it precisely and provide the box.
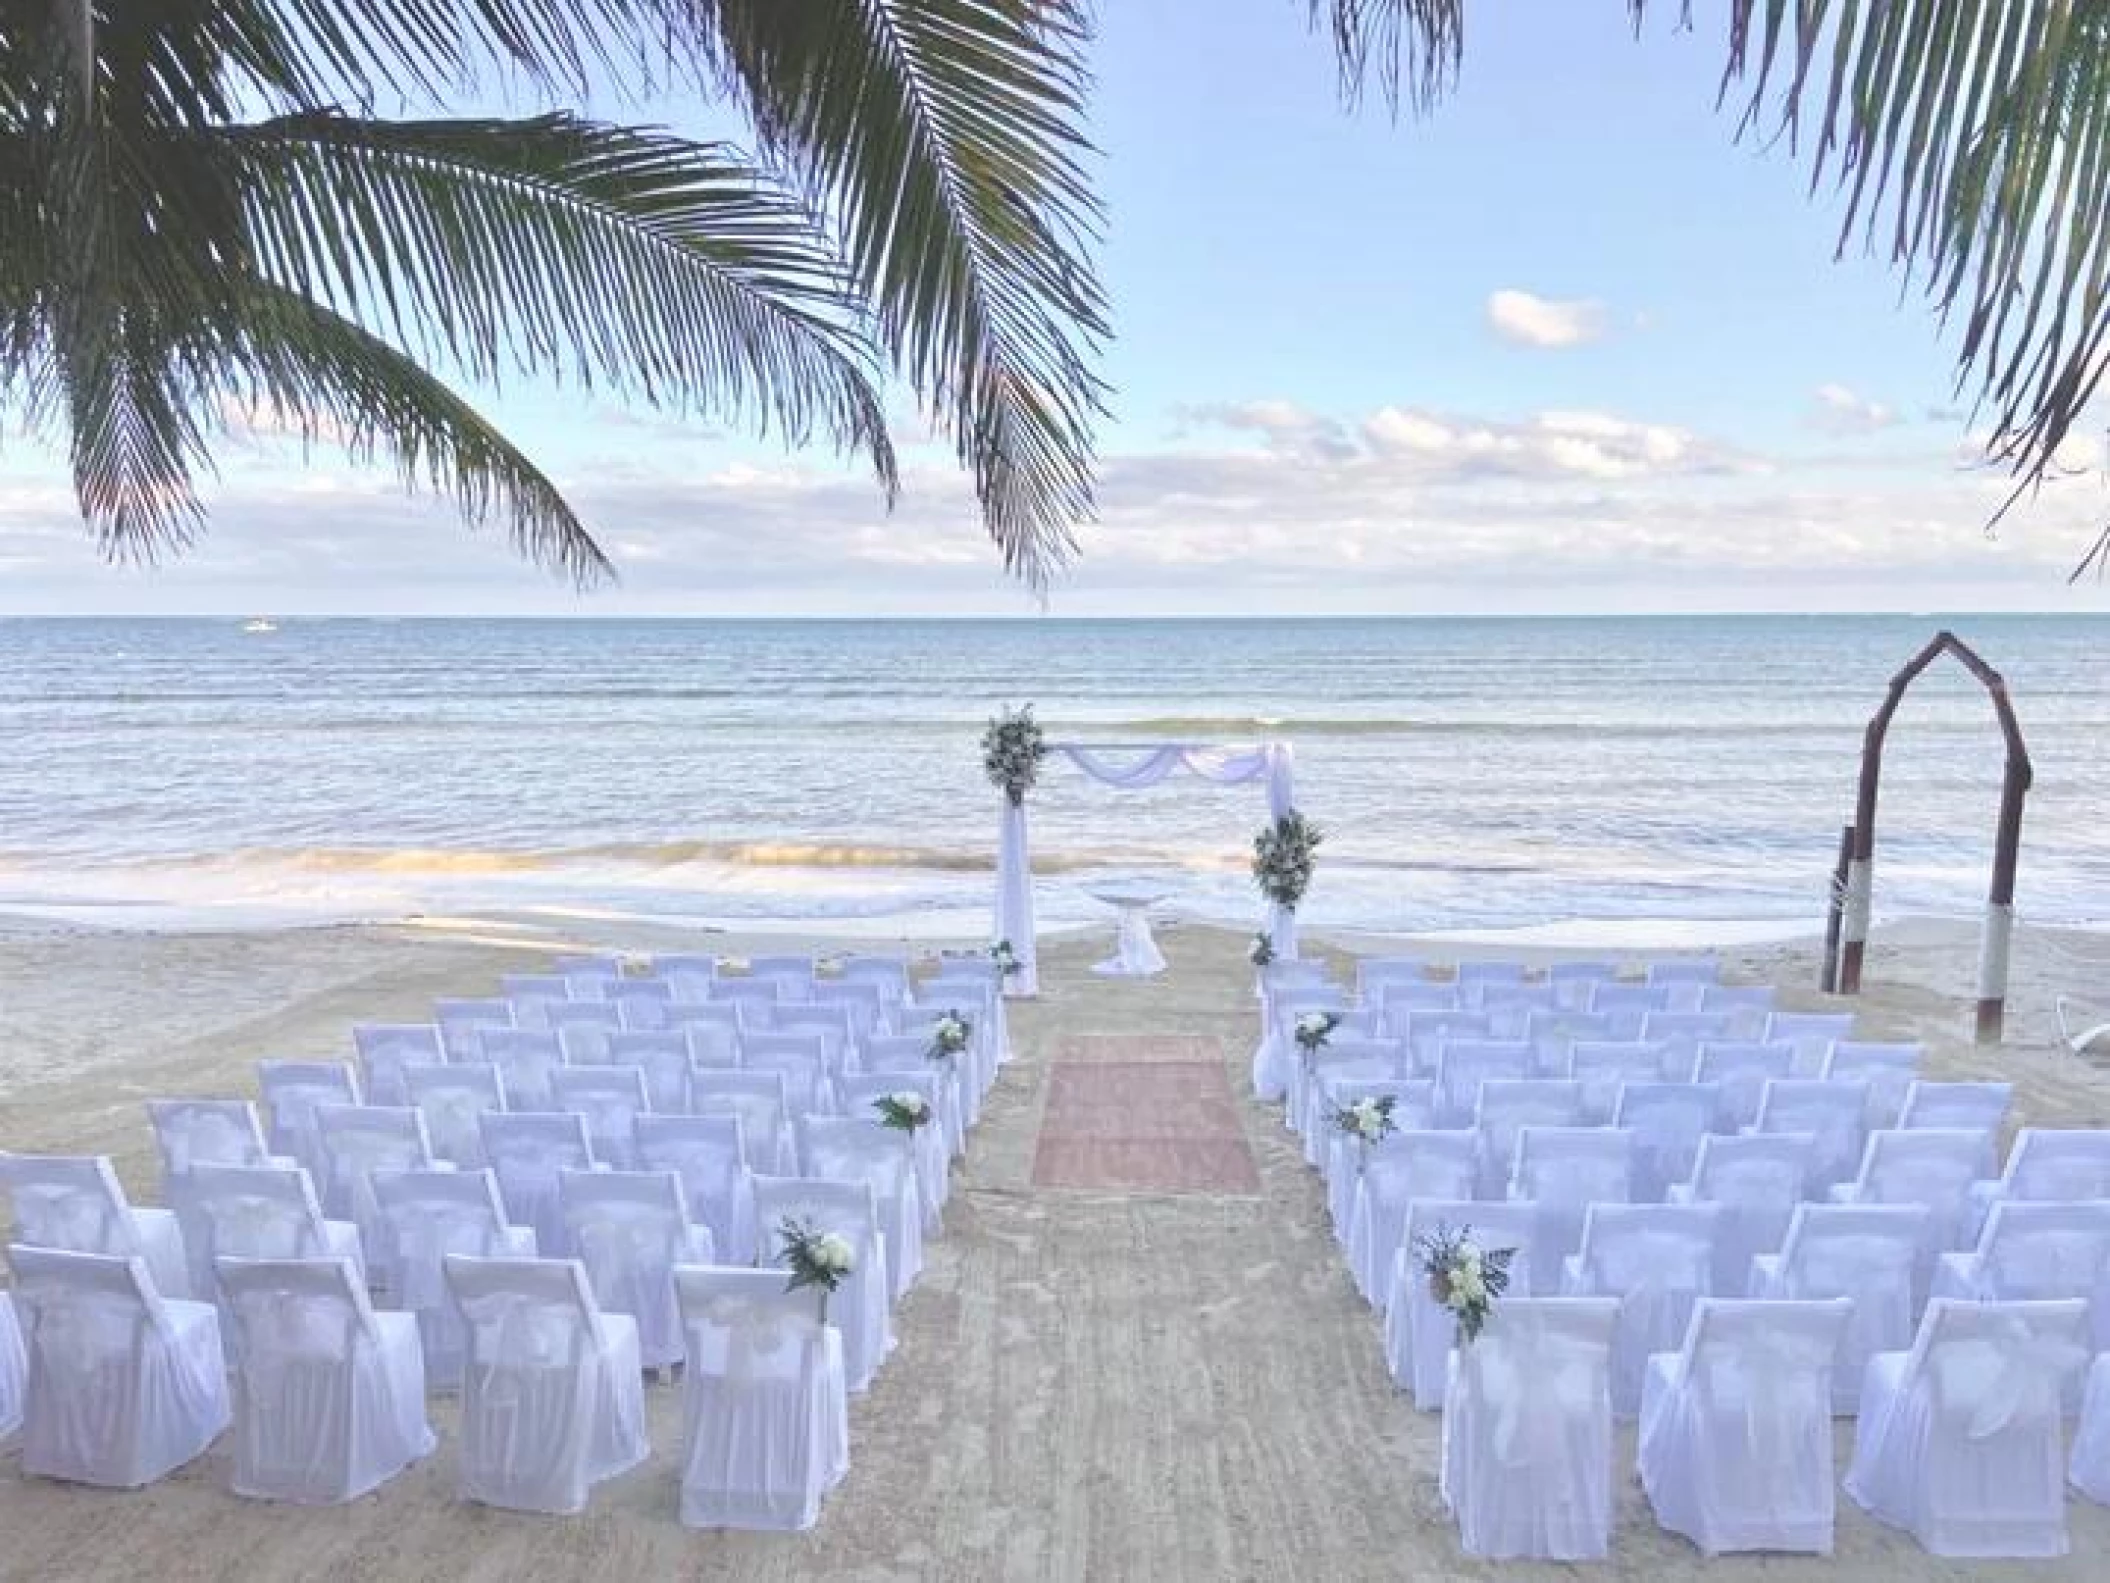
[1834,631,2032,1043]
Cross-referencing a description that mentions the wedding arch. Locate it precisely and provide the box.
[992,739,1297,997]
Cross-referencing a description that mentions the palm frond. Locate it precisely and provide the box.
[689,0,1110,587]
[222,277,614,584]
[223,113,897,492]
[1317,1,2110,563]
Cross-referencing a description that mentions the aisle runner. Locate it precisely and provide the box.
[1031,1035,1261,1194]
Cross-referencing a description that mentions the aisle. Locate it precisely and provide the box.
[1031,1033,1259,1194]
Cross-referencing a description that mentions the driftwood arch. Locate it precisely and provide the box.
[1830,631,2032,1043]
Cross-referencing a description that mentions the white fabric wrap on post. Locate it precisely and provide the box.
[1842,859,1873,945]
[1977,902,2014,1002]
[994,740,1298,995]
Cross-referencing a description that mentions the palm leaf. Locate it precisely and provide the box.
[688,0,1110,588]
[1317,1,2110,570]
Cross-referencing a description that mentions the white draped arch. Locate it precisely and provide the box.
[994,740,1296,997]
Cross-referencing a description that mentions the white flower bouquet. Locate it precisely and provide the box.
[990,938,1022,978]
[982,705,1048,805]
[1332,1093,1397,1146]
[1252,809,1321,910]
[928,1011,972,1062]
[1247,931,1275,968]
[873,1091,933,1133]
[1414,1222,1514,1345]
[778,1216,856,1323]
[1292,1010,1339,1057]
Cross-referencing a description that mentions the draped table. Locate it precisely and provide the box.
[1085,877,1172,978]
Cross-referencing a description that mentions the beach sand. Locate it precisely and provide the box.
[4,910,2110,1580]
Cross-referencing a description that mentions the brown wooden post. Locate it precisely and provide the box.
[1822,823,1854,994]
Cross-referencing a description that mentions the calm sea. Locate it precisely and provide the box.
[1,614,2103,937]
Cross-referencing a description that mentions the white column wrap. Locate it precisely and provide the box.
[994,797,1038,998]
[1977,902,2015,1002]
[1842,859,1873,944]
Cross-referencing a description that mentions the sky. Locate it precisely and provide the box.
[4,0,2108,617]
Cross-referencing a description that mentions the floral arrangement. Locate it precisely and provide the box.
[1247,931,1275,968]
[928,1010,972,1062]
[1292,1009,1339,1056]
[1252,810,1321,909]
[982,705,1048,805]
[1414,1222,1513,1345]
[777,1216,856,1323]
[1333,1093,1397,1146]
[873,1091,932,1133]
[990,939,1022,978]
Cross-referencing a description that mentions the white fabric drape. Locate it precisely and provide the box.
[993,741,1296,996]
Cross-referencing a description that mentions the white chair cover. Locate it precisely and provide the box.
[148,1099,289,1292]
[500,973,575,1029]
[2068,1353,2110,1509]
[1559,1201,1719,1418]
[1613,1081,1722,1202]
[743,1031,837,1119]
[559,1169,712,1370]
[861,1034,966,1162]
[1749,1078,1870,1191]
[1698,984,1778,1037]
[1455,960,1528,1002]
[1396,1008,1493,1077]
[674,1267,850,1532]
[1346,1130,1477,1306]
[606,1031,693,1115]
[546,1002,624,1066]
[0,1150,193,1301]
[1750,1202,1929,1411]
[636,1113,758,1264]
[1375,980,1461,1021]
[371,1167,536,1389]
[0,1292,22,1441]
[1546,961,1618,1009]
[1432,1040,1535,1129]
[1440,1296,1619,1561]
[650,953,721,1004]
[351,1024,444,1108]
[1473,1080,1586,1201]
[749,954,817,999]
[1690,1041,1796,1130]
[550,1065,651,1170]
[1934,1199,2110,1353]
[1897,1081,2011,1172]
[434,997,514,1060]
[1354,956,1429,1002]
[1297,1037,1406,1158]
[1638,1297,1852,1555]
[1670,1130,1814,1295]
[403,1061,506,1169]
[1820,1040,1926,1128]
[312,1104,443,1287]
[1763,1011,1859,1076]
[751,1176,892,1393]
[1639,1011,1739,1077]
[8,1243,229,1487]
[1845,1297,2092,1557]
[186,1163,365,1352]
[1521,1009,1613,1076]
[256,1059,361,1183]
[798,1116,922,1299]
[1831,1127,1989,1294]
[1647,958,1721,988]
[478,1111,598,1258]
[607,979,675,1031]
[1477,982,1558,1038]
[481,1028,566,1111]
[217,1255,434,1503]
[1565,1041,1669,1125]
[1254,983,1347,1101]
[1509,1127,1635,1293]
[1390,1198,1539,1410]
[443,1253,649,1515]
[690,1070,796,1175]
[1321,1078,1435,1234]
[1968,1128,2110,1242]
[1589,982,1675,1039]
[838,1072,949,1232]
[813,979,893,1040]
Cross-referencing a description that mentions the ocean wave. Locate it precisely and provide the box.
[112,840,1147,877]
[1096,715,1864,739]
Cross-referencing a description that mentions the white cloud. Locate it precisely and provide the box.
[1485,289,1609,349]
[1810,383,1897,434]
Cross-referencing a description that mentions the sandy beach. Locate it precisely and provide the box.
[4,910,2110,1580]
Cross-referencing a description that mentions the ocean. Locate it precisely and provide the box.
[1,614,2103,939]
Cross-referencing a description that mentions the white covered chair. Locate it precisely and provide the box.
[674,1266,849,1531]
[1764,1010,1858,1075]
[1547,961,1617,1009]
[1671,1131,1814,1295]
[666,1001,747,1069]
[1433,1039,1534,1129]
[748,954,817,999]
[1394,1007,1491,1077]
[545,1001,623,1066]
[550,1064,651,1170]
[764,1003,857,1072]
[1355,956,1430,1003]
[1638,1296,1852,1555]
[862,1033,966,1162]
[185,1163,366,1341]
[608,1030,692,1114]
[1472,1080,1585,1201]
[434,996,514,1060]
[0,1150,193,1301]
[2069,1354,2110,1508]
[481,1028,566,1112]
[750,1175,891,1393]
[371,1167,535,1389]
[1455,959,1527,1003]
[1389,1197,1539,1410]
[650,952,720,1004]
[711,976,788,1017]
[479,1111,599,1258]
[636,1113,757,1265]
[1566,1041,1668,1125]
[1698,983,1777,1037]
[558,1169,712,1371]
[1748,1077,1870,1192]
[742,1030,836,1119]
[256,1058,360,1182]
[351,1023,443,1108]
[1320,1077,1435,1231]
[1690,1040,1796,1130]
[1831,1127,1989,1297]
[1521,1009,1613,1075]
[1638,1011,1738,1077]
[1750,1202,1929,1411]
[814,977,894,1040]
[8,1243,229,1487]
[1560,1201,1719,1418]
[1934,1199,2110,1351]
[216,1254,435,1503]
[148,1099,290,1293]
[1897,1080,2011,1171]
[691,1069,796,1175]
[1820,1039,1925,1127]
[1297,1036,1406,1154]
[798,1115,922,1299]
[1613,1081,1721,1202]
[402,1061,506,1169]
[0,1293,22,1441]
[1440,1296,1619,1562]
[1845,1297,2092,1558]
[839,1071,951,1231]
[1647,958,1720,991]
[1968,1128,2110,1239]
[312,1104,445,1287]
[1346,1129,1478,1305]
[608,978,676,1031]
[443,1253,649,1515]
[500,973,574,1030]
[1508,1127,1634,1293]
[1588,982,1674,1039]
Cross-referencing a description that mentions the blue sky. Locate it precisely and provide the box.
[3,1,2106,615]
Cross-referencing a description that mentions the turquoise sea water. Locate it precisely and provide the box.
[0,614,2102,935]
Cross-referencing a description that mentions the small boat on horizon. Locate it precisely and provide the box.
[242,617,279,634]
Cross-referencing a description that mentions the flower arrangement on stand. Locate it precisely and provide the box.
[1247,931,1275,968]
[1293,1009,1340,1063]
[778,1217,856,1323]
[982,706,1048,805]
[928,1011,972,1063]
[873,1091,933,1133]
[1414,1222,1513,1345]
[990,939,1022,979]
[1332,1094,1398,1168]
[1252,809,1321,910]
